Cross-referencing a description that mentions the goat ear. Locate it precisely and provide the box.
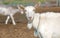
[34,2,41,8]
[17,5,25,10]
[19,5,25,10]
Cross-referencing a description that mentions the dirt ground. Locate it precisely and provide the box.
[0,22,37,38]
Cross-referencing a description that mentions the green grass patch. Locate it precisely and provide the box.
[1,0,45,5]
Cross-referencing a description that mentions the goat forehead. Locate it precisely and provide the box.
[25,6,35,11]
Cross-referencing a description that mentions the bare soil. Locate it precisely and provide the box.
[0,23,37,38]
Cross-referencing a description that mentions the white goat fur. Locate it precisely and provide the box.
[28,12,60,38]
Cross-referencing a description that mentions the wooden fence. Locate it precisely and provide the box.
[35,7,60,13]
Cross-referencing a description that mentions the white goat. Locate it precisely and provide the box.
[28,12,60,38]
[0,5,23,25]
[18,5,39,36]
[19,5,60,38]
[19,5,40,37]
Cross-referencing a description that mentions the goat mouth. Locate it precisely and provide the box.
[28,20,33,23]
